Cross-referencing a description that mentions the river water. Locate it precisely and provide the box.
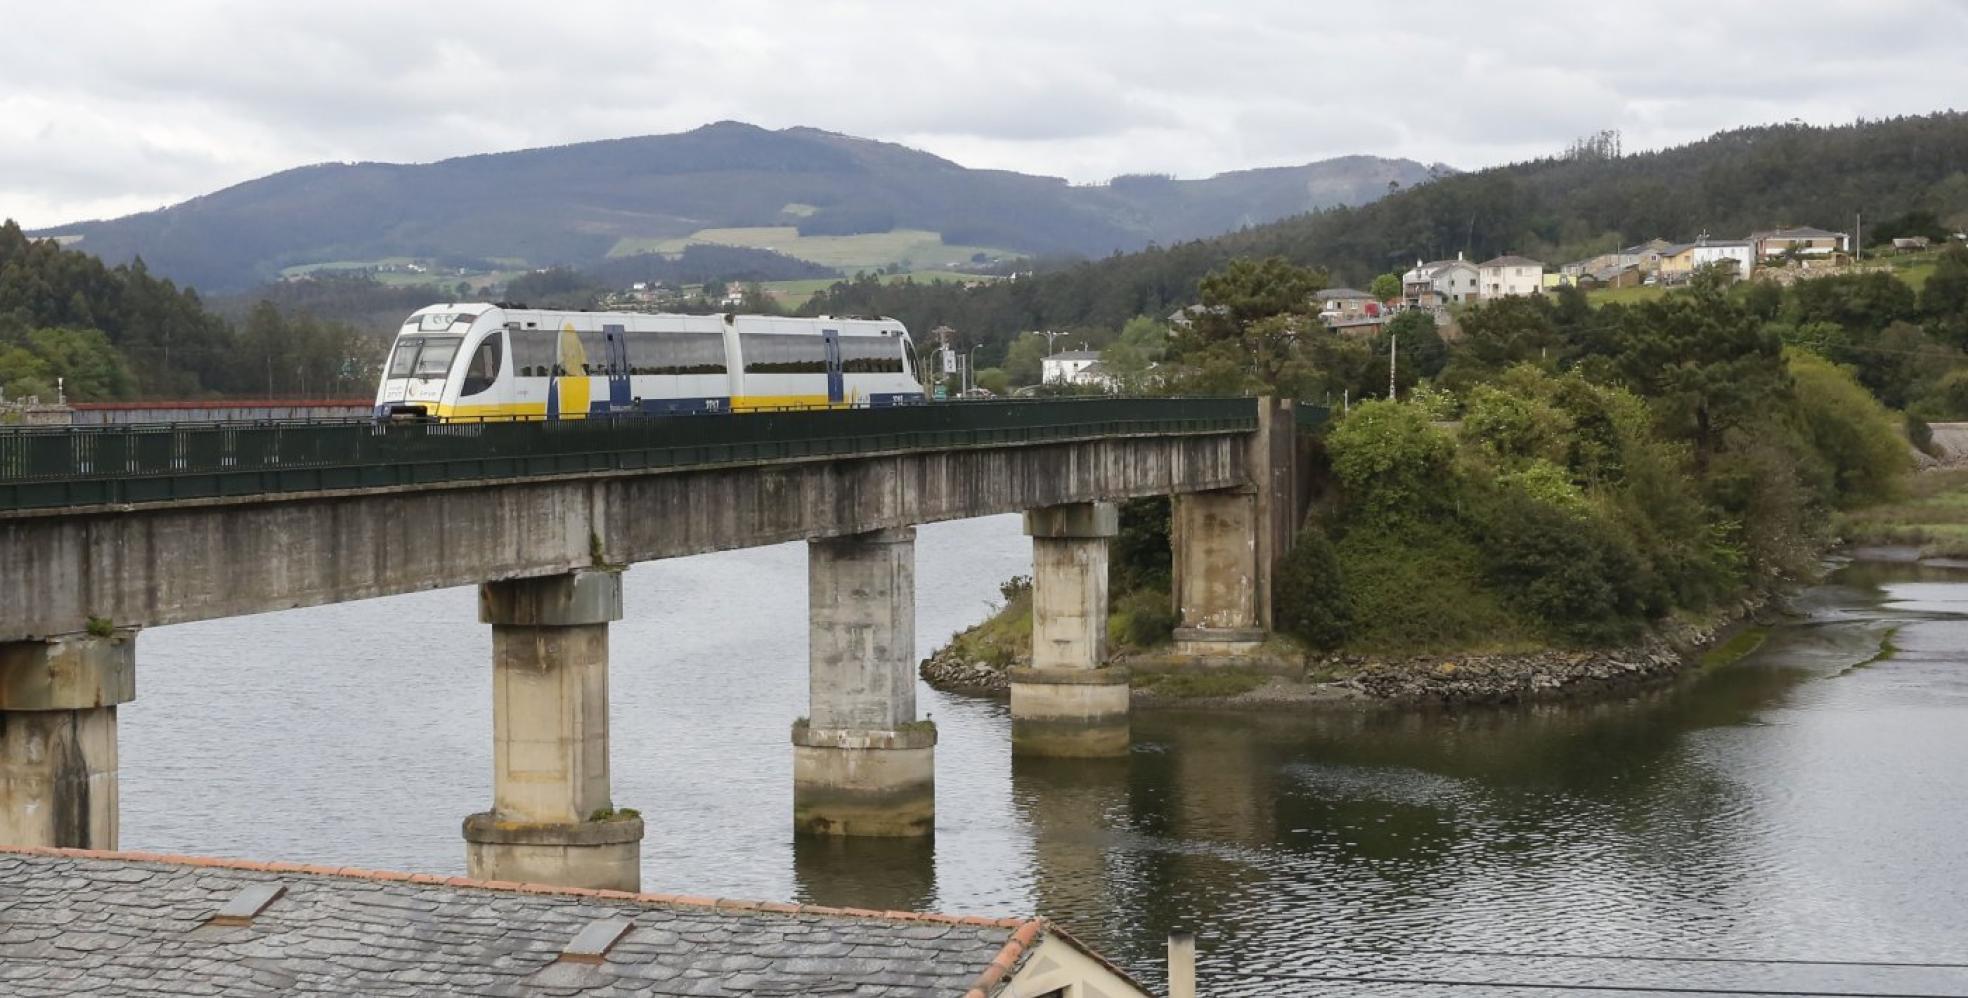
[124,522,1968,995]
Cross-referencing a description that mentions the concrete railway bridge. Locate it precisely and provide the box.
[0,397,1309,891]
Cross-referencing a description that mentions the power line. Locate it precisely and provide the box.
[1305,944,1968,971]
[1213,969,1968,998]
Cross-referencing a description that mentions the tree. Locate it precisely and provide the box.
[1003,333,1049,385]
[1372,310,1448,388]
[1369,273,1402,301]
[1610,288,1789,466]
[1923,244,1968,347]
[1175,257,1325,389]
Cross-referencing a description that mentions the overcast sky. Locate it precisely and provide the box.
[5,0,1964,229]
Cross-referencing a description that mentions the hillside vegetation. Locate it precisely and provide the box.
[0,221,372,402]
[33,122,1437,292]
[804,114,1968,360]
[937,256,1957,673]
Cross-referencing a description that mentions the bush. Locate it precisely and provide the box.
[1111,497,1172,595]
[1334,521,1523,652]
[1475,488,1649,645]
[1274,527,1350,650]
[1326,400,1457,523]
[1115,588,1178,648]
[1786,350,1909,507]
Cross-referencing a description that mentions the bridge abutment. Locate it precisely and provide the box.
[1012,502,1130,757]
[0,630,135,850]
[1172,488,1265,656]
[463,570,642,890]
[794,527,934,837]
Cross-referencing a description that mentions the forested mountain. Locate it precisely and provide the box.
[803,114,1968,358]
[31,122,1439,292]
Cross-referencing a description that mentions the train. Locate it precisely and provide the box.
[375,304,925,421]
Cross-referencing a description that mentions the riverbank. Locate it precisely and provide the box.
[919,590,1775,709]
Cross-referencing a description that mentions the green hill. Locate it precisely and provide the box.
[32,122,1440,292]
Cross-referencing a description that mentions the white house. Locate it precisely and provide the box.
[1402,254,1480,308]
[1477,255,1544,298]
[1042,349,1106,385]
[1689,239,1755,276]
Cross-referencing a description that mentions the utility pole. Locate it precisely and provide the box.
[1388,331,1398,401]
[1855,211,1862,262]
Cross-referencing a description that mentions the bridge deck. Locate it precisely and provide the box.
[0,397,1256,514]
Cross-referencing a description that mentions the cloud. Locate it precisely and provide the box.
[5,0,1966,228]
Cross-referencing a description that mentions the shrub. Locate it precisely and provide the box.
[1273,527,1350,650]
[1474,489,1649,645]
[1786,350,1909,507]
[1334,521,1523,652]
[1110,497,1172,595]
[1326,400,1457,523]
[1115,588,1178,648]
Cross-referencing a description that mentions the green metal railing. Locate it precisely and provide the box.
[0,397,1257,512]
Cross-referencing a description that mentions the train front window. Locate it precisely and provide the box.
[387,335,464,380]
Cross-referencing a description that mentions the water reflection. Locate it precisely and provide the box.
[791,836,937,913]
[123,539,1968,995]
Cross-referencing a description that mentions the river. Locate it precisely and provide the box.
[124,520,1968,995]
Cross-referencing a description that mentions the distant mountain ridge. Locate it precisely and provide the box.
[32,122,1445,292]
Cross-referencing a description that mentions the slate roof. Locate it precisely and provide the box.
[1315,287,1374,301]
[1044,350,1101,361]
[1477,255,1544,269]
[0,847,1102,997]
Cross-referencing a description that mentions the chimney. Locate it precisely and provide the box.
[1168,932,1196,998]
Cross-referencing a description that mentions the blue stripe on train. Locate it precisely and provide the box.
[584,394,926,416]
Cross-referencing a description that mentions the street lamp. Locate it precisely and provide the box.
[966,345,981,393]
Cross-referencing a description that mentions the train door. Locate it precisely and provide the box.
[602,323,633,411]
[822,327,844,406]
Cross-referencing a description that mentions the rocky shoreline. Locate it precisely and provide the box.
[919,592,1775,709]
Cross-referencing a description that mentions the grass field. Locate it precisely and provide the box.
[279,257,528,291]
[757,269,1001,306]
[1586,284,1670,307]
[605,226,1017,273]
[1836,468,1968,557]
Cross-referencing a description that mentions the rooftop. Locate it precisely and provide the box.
[1045,349,1102,361]
[1478,255,1544,269]
[1316,287,1375,300]
[0,847,1135,997]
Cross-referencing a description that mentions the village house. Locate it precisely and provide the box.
[1477,255,1545,298]
[1689,238,1755,276]
[1316,287,1380,320]
[1894,236,1933,251]
[1042,349,1108,386]
[1402,254,1480,308]
[1754,226,1850,260]
[1563,239,1674,279]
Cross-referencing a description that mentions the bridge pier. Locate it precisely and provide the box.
[0,630,135,850]
[463,570,642,891]
[794,527,934,837]
[1011,502,1130,758]
[1172,487,1264,655]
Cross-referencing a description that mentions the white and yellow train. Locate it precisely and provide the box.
[374,304,925,420]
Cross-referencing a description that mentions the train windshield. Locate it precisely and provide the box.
[387,335,463,380]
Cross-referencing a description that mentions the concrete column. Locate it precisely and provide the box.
[1011,502,1130,758]
[463,570,642,891]
[794,527,934,837]
[1171,488,1265,656]
[0,630,135,850]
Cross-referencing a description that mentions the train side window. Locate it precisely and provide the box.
[460,333,504,396]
